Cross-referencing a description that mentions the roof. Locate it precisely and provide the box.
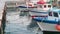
[37,0,46,4]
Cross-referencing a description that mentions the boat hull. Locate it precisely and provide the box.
[17,6,36,8]
[32,17,58,24]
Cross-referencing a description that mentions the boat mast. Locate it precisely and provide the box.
[26,0,30,9]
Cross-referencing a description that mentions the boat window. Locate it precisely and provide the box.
[48,5,51,8]
[40,5,42,8]
[58,1,60,8]
[49,12,52,16]
[34,4,36,5]
[59,11,60,14]
[44,5,46,8]
[53,12,58,17]
[59,12,60,14]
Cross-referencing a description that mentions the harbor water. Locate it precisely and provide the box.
[4,10,43,34]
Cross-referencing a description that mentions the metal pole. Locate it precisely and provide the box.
[26,0,30,9]
[57,0,58,8]
[26,2,29,9]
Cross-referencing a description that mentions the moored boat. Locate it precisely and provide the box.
[32,8,60,24]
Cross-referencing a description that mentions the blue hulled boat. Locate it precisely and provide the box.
[32,8,60,24]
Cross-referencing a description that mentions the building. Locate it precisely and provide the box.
[52,0,60,8]
[57,0,60,8]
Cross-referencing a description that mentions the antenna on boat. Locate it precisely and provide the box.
[26,0,30,10]
[26,2,28,9]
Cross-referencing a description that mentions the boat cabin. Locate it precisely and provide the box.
[48,8,60,22]
[37,4,52,11]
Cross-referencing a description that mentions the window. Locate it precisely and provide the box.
[49,12,52,16]
[53,12,58,17]
[58,1,60,8]
[44,5,46,8]
[40,5,42,8]
[48,5,51,8]
[58,1,60,4]
[53,5,56,7]
[34,4,36,5]
[59,11,60,14]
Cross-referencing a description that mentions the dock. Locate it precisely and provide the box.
[0,1,6,34]
[37,22,60,34]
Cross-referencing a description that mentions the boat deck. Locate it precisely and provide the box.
[29,11,48,16]
[37,22,60,32]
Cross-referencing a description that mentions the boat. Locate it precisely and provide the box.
[17,4,36,8]
[17,2,37,8]
[31,8,60,24]
[19,0,53,17]
[29,0,52,17]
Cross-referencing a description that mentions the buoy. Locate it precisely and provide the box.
[55,24,60,31]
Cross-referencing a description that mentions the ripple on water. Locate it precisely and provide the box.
[5,11,43,34]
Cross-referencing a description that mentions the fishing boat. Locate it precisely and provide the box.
[29,0,52,17]
[19,0,53,17]
[37,0,52,11]
[18,4,35,8]
[17,1,37,8]
[17,0,38,8]
[32,8,60,24]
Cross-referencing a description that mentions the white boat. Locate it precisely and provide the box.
[29,0,53,17]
